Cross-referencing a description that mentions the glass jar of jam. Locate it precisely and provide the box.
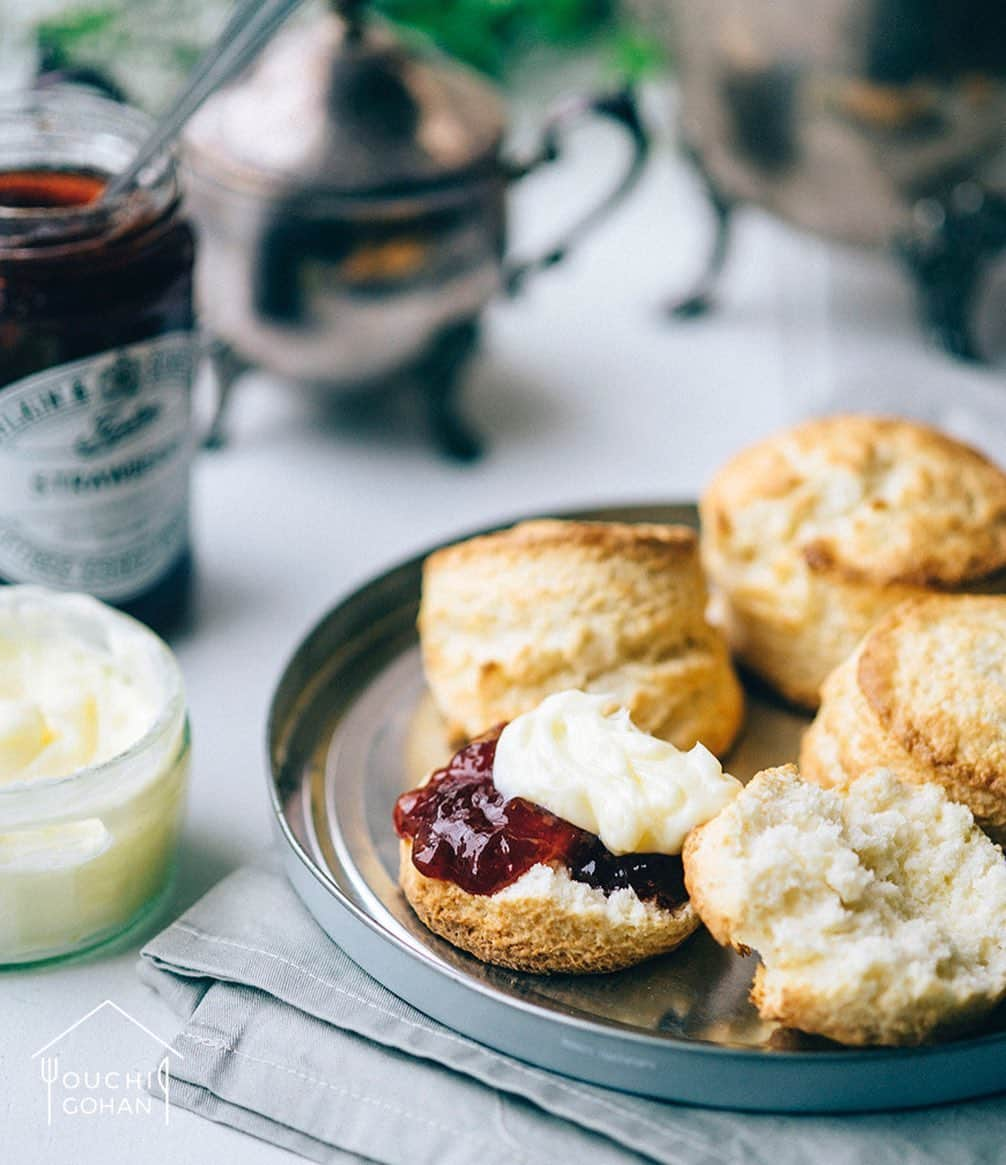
[0,88,195,634]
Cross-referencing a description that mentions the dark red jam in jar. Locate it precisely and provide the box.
[0,89,196,634]
[394,728,688,911]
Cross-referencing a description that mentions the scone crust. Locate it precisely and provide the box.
[400,840,698,974]
[709,571,925,710]
[801,595,1006,831]
[745,963,999,1049]
[684,765,1006,1046]
[420,519,744,753]
[702,415,1006,587]
[701,415,1006,708]
[427,518,700,566]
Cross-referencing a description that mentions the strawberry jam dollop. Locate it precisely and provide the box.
[394,728,687,909]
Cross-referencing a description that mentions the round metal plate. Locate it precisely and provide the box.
[267,503,1006,1113]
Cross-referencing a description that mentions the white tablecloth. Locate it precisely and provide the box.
[3,93,1004,1165]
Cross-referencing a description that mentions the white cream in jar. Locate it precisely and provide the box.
[0,587,189,964]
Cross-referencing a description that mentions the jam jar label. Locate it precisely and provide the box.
[0,333,194,601]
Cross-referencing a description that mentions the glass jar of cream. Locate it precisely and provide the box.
[0,586,189,964]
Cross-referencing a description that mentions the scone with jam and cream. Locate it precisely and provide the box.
[394,690,741,974]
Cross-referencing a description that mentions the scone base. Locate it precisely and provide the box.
[749,964,1002,1048]
[399,841,698,975]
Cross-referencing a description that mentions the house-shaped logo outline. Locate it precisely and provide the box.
[31,999,184,1060]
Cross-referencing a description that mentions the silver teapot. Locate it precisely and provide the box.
[664,0,1006,359]
[182,1,648,457]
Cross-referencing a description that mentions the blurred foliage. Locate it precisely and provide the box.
[609,25,666,81]
[35,6,120,61]
[375,0,649,78]
[31,0,665,108]
[32,2,227,108]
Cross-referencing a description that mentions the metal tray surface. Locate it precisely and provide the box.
[267,503,1006,1113]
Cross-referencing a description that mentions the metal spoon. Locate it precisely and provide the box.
[101,0,305,203]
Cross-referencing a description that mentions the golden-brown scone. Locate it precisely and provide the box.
[683,765,1006,1046]
[801,595,1006,836]
[400,840,698,974]
[700,415,1006,709]
[419,519,744,755]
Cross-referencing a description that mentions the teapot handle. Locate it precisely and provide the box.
[502,88,649,294]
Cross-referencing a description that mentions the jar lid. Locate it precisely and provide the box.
[0,88,179,255]
[182,3,505,197]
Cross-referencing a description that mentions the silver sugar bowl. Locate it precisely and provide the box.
[183,1,648,457]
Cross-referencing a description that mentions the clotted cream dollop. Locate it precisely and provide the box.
[493,690,741,856]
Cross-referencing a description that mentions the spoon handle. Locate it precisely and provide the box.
[102,0,305,202]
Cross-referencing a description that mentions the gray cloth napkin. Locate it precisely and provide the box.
[138,866,1006,1165]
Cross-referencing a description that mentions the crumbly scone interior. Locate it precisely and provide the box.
[688,767,1006,1043]
[494,860,689,924]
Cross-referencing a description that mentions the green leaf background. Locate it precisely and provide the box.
[31,0,665,109]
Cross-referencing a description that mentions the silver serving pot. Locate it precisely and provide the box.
[182,3,648,456]
[665,0,1006,359]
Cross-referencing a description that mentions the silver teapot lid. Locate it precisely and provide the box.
[184,0,505,196]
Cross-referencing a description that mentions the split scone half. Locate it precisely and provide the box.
[419,519,744,756]
[683,765,1006,1046]
[395,691,741,974]
[701,415,1006,709]
[801,595,1006,840]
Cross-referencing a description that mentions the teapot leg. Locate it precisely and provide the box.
[204,338,251,450]
[896,188,1006,363]
[667,149,736,320]
[908,260,982,362]
[419,319,484,462]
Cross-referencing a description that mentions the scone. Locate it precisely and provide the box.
[701,415,1006,708]
[394,691,741,974]
[419,519,744,755]
[801,595,1006,837]
[683,765,1006,1046]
